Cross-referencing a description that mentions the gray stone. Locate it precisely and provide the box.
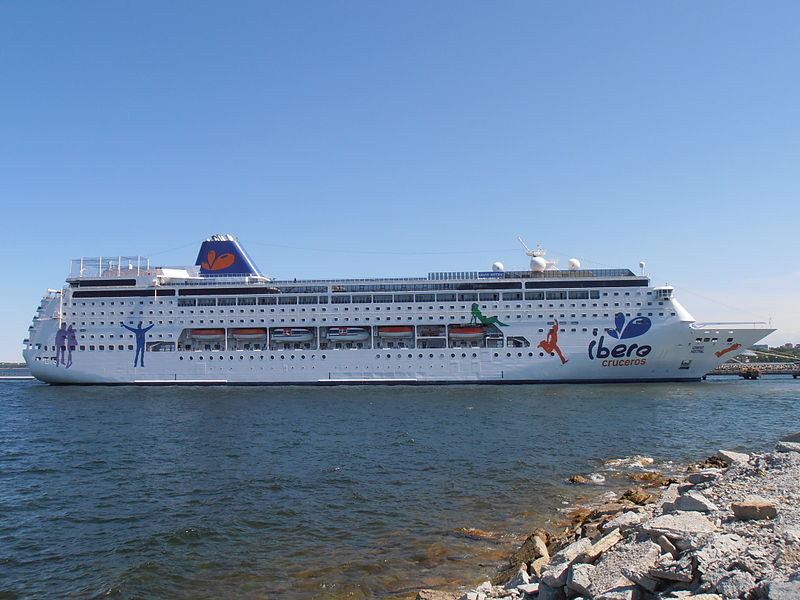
[687,471,720,484]
[417,591,460,600]
[775,441,800,453]
[589,537,661,596]
[683,595,723,600]
[578,528,623,562]
[780,432,800,443]
[516,583,539,595]
[675,491,720,513]
[536,582,566,600]
[656,534,679,558]
[603,511,646,534]
[715,570,755,598]
[658,483,682,513]
[650,554,694,582]
[504,566,530,590]
[595,586,637,600]
[769,580,800,599]
[621,567,659,592]
[541,537,593,588]
[643,512,716,543]
[717,450,750,466]
[566,563,595,596]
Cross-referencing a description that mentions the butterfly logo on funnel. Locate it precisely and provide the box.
[202,250,235,271]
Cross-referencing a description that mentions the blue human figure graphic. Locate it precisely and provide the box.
[65,325,77,369]
[54,323,68,366]
[121,321,155,367]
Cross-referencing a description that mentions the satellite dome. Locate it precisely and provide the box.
[568,258,581,270]
[492,262,505,272]
[530,256,547,271]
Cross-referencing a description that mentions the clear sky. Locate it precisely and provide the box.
[1,2,798,361]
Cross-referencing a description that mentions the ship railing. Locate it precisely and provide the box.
[690,321,769,329]
[68,256,151,278]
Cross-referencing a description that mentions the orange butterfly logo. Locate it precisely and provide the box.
[202,250,235,271]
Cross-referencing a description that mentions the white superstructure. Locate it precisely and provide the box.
[23,235,774,385]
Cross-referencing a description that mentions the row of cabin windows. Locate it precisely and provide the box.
[72,289,643,308]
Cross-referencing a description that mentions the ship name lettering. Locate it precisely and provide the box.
[588,336,651,361]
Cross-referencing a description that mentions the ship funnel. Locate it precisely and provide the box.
[195,234,262,276]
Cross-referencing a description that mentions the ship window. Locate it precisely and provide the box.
[568,291,589,299]
[332,295,351,304]
[458,293,478,301]
[258,297,277,305]
[525,292,544,300]
[218,298,236,306]
[238,297,256,305]
[502,292,522,301]
[278,296,298,305]
[299,296,318,304]
[353,295,371,303]
[415,294,435,302]
[374,295,392,303]
[89,345,95,350]
[394,294,413,302]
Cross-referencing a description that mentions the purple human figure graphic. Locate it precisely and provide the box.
[54,323,68,366]
[121,321,155,367]
[65,325,77,369]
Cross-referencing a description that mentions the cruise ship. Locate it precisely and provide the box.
[23,235,773,385]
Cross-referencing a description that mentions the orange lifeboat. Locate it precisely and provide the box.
[271,328,314,342]
[448,326,485,340]
[232,328,267,340]
[377,326,414,338]
[191,328,226,341]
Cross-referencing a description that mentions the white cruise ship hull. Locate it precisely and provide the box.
[22,235,775,385]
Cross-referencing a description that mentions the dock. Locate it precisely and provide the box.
[705,362,800,379]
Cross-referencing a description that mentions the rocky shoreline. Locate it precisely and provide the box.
[415,434,800,600]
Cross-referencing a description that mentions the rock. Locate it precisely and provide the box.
[588,536,661,596]
[416,591,460,600]
[643,512,716,544]
[536,582,566,600]
[504,566,530,590]
[714,570,755,598]
[675,490,720,513]
[476,581,493,595]
[780,432,800,443]
[658,483,681,513]
[775,441,800,453]
[687,471,720,484]
[494,532,549,585]
[621,567,659,592]
[566,563,595,596]
[530,556,549,578]
[731,497,778,521]
[716,450,750,466]
[650,554,694,582]
[769,580,800,599]
[621,487,655,505]
[698,456,728,469]
[569,475,590,484]
[593,503,630,518]
[603,510,646,534]
[578,528,623,563]
[683,595,723,600]
[630,471,666,484]
[453,528,501,540]
[516,583,539,596]
[595,585,637,600]
[655,534,679,558]
[540,537,593,588]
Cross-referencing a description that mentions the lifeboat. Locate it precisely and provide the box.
[326,327,370,342]
[191,328,226,341]
[448,326,485,340]
[377,326,414,338]
[232,328,267,340]
[271,328,314,343]
[419,327,445,337]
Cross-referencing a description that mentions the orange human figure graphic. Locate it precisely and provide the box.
[715,343,741,358]
[538,320,568,364]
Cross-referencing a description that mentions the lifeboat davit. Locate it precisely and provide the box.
[271,328,314,343]
[377,326,414,338]
[448,326,485,340]
[326,327,370,342]
[232,328,267,340]
[191,328,226,341]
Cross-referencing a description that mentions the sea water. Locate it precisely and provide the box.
[1,377,798,599]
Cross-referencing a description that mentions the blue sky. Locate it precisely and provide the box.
[1,2,798,361]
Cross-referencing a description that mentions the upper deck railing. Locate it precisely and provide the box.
[68,256,152,279]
